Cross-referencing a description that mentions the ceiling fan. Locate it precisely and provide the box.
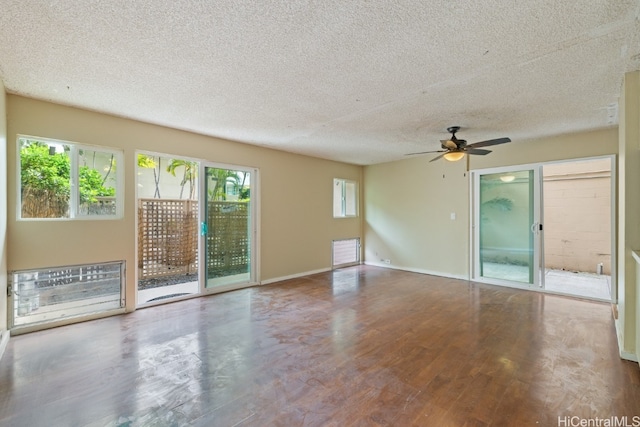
[407,126,511,162]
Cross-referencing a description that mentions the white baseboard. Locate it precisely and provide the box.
[613,318,638,362]
[0,330,9,363]
[620,349,639,363]
[364,261,468,281]
[260,268,332,285]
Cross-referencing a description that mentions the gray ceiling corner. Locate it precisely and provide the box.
[0,0,638,165]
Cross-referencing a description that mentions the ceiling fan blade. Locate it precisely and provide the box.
[440,139,458,149]
[406,150,445,156]
[467,137,511,148]
[429,153,447,162]
[465,148,492,155]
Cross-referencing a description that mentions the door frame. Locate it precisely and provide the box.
[199,161,260,295]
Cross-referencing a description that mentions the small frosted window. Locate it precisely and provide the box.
[333,178,358,218]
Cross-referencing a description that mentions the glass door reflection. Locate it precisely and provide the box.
[203,165,253,290]
[477,169,540,286]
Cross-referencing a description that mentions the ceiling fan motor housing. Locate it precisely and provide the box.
[442,126,466,149]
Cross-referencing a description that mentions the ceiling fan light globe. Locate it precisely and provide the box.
[443,151,465,162]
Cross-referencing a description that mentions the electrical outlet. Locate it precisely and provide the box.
[383,259,391,264]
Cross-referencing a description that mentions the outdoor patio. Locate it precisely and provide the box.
[482,262,610,300]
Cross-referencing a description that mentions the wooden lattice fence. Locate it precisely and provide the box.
[138,199,249,281]
[206,202,250,277]
[138,199,198,279]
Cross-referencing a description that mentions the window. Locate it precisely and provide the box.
[333,178,357,217]
[19,136,123,219]
[10,261,125,330]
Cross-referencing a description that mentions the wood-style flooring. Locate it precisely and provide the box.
[1,265,639,426]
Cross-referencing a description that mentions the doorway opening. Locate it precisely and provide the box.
[136,153,199,305]
[542,158,612,300]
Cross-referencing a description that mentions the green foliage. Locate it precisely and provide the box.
[79,166,115,203]
[20,141,71,199]
[206,168,250,201]
[138,154,162,198]
[239,187,250,201]
[167,159,197,199]
[137,154,156,169]
[20,140,115,214]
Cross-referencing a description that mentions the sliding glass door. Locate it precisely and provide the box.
[473,158,615,300]
[473,167,543,288]
[201,164,256,291]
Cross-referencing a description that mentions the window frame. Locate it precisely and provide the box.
[333,178,358,218]
[17,135,124,221]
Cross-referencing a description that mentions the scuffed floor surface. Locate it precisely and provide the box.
[0,265,638,426]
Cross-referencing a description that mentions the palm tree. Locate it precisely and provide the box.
[166,159,197,199]
[207,168,241,201]
[137,154,161,198]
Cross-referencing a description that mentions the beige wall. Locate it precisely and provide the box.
[364,128,617,281]
[364,154,470,278]
[543,159,612,274]
[0,82,7,333]
[6,95,362,311]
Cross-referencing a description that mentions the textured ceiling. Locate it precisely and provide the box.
[0,1,639,165]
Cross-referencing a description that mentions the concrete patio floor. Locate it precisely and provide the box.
[544,268,611,300]
[482,262,610,300]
